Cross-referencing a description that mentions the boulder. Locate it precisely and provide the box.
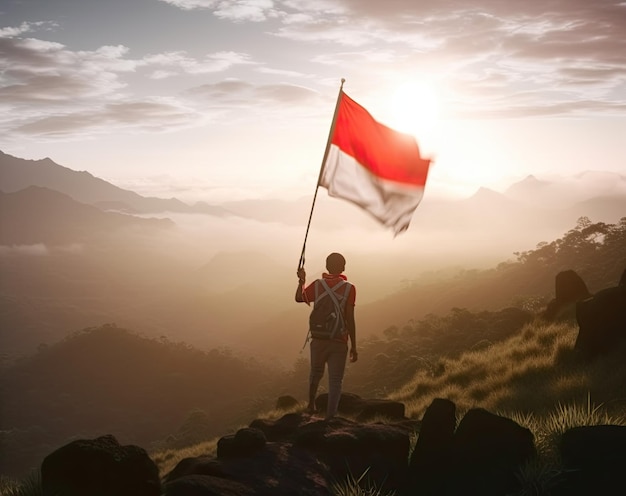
[275,395,300,410]
[575,270,626,360]
[444,408,536,496]
[250,412,304,442]
[543,269,591,321]
[553,425,626,495]
[217,427,266,458]
[40,434,160,496]
[408,398,456,492]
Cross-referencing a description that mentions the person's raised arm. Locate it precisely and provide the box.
[295,268,306,302]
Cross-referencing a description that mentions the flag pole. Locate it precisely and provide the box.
[298,78,345,271]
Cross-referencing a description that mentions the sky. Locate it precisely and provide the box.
[1,0,626,204]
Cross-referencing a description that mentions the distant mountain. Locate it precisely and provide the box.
[504,174,553,201]
[0,186,174,245]
[0,151,227,216]
[504,172,626,207]
[566,195,626,224]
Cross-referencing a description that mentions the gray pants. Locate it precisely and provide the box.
[310,339,348,418]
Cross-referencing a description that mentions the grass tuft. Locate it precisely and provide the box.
[0,471,42,496]
[330,467,396,496]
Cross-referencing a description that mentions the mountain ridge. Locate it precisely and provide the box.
[0,186,174,245]
[0,150,227,216]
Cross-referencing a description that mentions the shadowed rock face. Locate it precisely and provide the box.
[555,425,626,496]
[40,434,161,496]
[408,398,456,491]
[575,268,626,360]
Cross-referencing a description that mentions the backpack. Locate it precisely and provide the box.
[309,279,353,340]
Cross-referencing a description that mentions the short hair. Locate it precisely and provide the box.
[326,252,346,274]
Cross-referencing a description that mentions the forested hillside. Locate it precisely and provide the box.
[0,326,283,478]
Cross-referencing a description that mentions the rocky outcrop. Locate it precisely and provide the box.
[40,396,626,496]
[162,396,536,495]
[163,412,416,495]
[575,268,626,360]
[40,434,160,496]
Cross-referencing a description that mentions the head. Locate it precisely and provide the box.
[326,252,346,275]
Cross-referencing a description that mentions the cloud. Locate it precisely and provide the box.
[0,244,49,256]
[11,99,201,137]
[185,79,322,107]
[2,0,625,146]
[159,0,279,22]
[144,51,255,79]
[0,21,55,38]
[264,0,626,117]
[0,244,84,256]
[0,24,256,137]
[256,66,311,78]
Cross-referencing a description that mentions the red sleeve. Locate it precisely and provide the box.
[303,280,317,304]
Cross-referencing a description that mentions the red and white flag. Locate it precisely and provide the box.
[320,91,431,235]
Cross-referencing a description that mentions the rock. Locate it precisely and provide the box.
[553,425,626,496]
[543,270,591,321]
[217,428,266,458]
[575,269,626,360]
[294,416,413,492]
[165,412,415,495]
[163,440,332,496]
[40,434,160,496]
[164,474,255,496]
[159,401,626,496]
[408,398,456,493]
[250,412,305,442]
[315,392,406,420]
[275,395,300,410]
[444,408,536,496]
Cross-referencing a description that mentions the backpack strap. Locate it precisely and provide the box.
[315,279,345,304]
[319,279,344,311]
[320,280,353,340]
[341,282,352,305]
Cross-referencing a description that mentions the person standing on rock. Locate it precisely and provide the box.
[296,252,358,419]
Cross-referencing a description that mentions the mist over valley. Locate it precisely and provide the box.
[2,150,625,362]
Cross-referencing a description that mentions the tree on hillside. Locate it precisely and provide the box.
[513,217,626,292]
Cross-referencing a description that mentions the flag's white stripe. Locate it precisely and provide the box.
[321,145,425,234]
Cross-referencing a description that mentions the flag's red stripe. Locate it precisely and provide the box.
[331,92,430,186]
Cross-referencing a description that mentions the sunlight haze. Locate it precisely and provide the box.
[1,0,625,203]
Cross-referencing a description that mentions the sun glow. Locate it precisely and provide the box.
[390,81,441,138]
